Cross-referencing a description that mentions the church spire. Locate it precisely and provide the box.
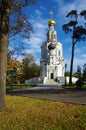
[48,11,56,26]
[47,11,57,41]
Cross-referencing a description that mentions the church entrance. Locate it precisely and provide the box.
[51,73,54,79]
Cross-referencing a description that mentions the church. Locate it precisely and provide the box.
[40,13,64,84]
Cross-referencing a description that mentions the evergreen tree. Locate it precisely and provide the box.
[76,65,82,77]
[62,10,86,85]
[83,63,86,81]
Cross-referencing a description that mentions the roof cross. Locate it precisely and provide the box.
[49,11,53,19]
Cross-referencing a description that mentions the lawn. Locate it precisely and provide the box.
[0,95,86,130]
[6,84,32,91]
[63,82,86,89]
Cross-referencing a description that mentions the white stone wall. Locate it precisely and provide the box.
[66,76,78,83]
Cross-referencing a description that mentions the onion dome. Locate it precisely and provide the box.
[48,19,56,26]
[48,43,56,50]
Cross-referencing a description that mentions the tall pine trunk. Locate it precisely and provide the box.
[0,0,10,110]
[69,24,76,85]
[69,42,75,85]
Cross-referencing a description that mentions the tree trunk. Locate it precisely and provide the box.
[0,34,8,109]
[0,0,10,110]
[69,42,75,85]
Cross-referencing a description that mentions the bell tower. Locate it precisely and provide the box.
[47,11,57,41]
[40,12,64,84]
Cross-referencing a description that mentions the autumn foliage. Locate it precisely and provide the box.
[7,58,23,84]
[7,53,40,84]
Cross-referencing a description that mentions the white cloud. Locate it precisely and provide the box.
[57,0,86,16]
[35,9,42,16]
[74,57,85,68]
[75,48,82,54]
[81,54,86,59]
[35,22,45,28]
[64,55,86,72]
[22,10,48,63]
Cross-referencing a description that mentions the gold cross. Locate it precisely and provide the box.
[49,11,53,19]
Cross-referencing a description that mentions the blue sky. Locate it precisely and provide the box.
[10,0,86,72]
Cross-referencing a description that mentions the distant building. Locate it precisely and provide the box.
[40,13,64,84]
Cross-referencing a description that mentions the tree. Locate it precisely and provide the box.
[8,0,35,57]
[7,58,23,84]
[76,65,82,77]
[0,0,36,110]
[62,10,86,85]
[29,63,40,78]
[0,0,10,110]
[22,53,35,81]
[65,71,70,77]
[83,63,86,81]
[22,53,40,82]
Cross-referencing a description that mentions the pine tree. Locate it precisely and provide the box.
[62,10,86,85]
[83,63,86,81]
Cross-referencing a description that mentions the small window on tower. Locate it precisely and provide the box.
[58,51,60,56]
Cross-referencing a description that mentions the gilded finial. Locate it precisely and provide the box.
[48,11,56,26]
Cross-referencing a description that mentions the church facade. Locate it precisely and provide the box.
[40,15,64,83]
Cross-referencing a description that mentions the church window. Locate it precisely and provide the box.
[58,51,60,56]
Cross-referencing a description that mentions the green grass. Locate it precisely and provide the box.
[6,82,86,90]
[63,82,86,89]
[0,95,86,130]
[6,84,35,91]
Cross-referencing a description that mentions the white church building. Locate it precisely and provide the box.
[40,14,64,84]
[25,13,65,85]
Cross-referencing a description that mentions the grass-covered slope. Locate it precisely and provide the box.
[0,95,86,130]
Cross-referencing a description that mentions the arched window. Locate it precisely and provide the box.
[58,51,60,56]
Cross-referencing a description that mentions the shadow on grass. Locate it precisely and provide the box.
[63,82,86,89]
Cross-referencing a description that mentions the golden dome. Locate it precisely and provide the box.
[48,19,56,26]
